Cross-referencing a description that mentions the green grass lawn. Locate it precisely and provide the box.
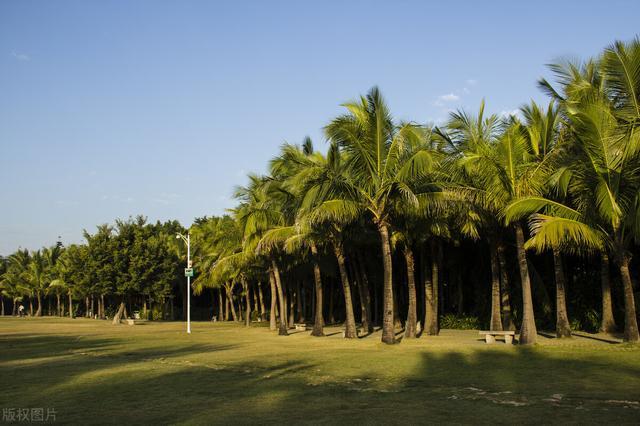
[1,318,639,425]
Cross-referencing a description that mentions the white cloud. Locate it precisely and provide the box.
[439,93,460,102]
[466,79,477,86]
[433,93,460,107]
[11,52,30,61]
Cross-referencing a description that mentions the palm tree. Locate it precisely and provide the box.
[508,38,640,342]
[191,215,244,322]
[520,100,571,338]
[507,97,640,343]
[43,245,63,316]
[437,101,506,332]
[320,87,434,344]
[9,249,46,316]
[269,139,332,337]
[235,174,291,335]
[449,112,549,344]
[281,142,361,338]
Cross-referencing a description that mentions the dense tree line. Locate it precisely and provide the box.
[191,37,640,345]
[0,217,185,322]
[1,37,639,345]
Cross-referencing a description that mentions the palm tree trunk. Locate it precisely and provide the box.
[288,283,295,328]
[243,280,251,327]
[333,242,357,339]
[269,272,277,331]
[310,242,325,337]
[35,291,42,317]
[1,296,4,316]
[283,282,289,325]
[378,223,395,344]
[224,290,230,321]
[437,241,443,322]
[489,240,503,331]
[515,223,537,344]
[112,298,125,324]
[101,295,106,319]
[29,298,33,316]
[403,245,418,338]
[552,247,571,338]
[497,239,516,330]
[56,294,61,317]
[68,291,73,318]
[356,252,373,333]
[618,252,640,342]
[425,239,439,335]
[252,285,259,316]
[218,289,224,322]
[271,261,289,336]
[599,253,617,333]
[225,283,239,322]
[258,282,266,321]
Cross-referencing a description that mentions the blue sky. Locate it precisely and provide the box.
[1,0,639,254]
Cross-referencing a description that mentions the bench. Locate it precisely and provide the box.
[479,330,515,344]
[293,323,307,331]
[125,319,148,326]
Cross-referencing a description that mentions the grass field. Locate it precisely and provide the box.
[1,318,639,425]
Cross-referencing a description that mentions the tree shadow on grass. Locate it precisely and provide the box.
[2,332,640,424]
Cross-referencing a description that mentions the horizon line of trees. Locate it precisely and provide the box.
[2,36,639,345]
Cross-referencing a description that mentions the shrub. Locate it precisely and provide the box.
[439,314,482,330]
[104,304,118,319]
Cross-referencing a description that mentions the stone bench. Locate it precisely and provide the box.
[125,319,148,326]
[479,330,515,344]
[293,323,307,331]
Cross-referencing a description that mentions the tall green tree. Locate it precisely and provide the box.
[321,87,435,344]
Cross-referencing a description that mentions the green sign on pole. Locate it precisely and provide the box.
[184,268,194,277]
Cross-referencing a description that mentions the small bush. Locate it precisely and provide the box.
[571,309,600,333]
[439,314,482,330]
[104,304,118,319]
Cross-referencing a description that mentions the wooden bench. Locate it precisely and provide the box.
[293,323,307,331]
[479,330,515,344]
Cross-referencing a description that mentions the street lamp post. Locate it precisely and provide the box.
[176,232,191,334]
